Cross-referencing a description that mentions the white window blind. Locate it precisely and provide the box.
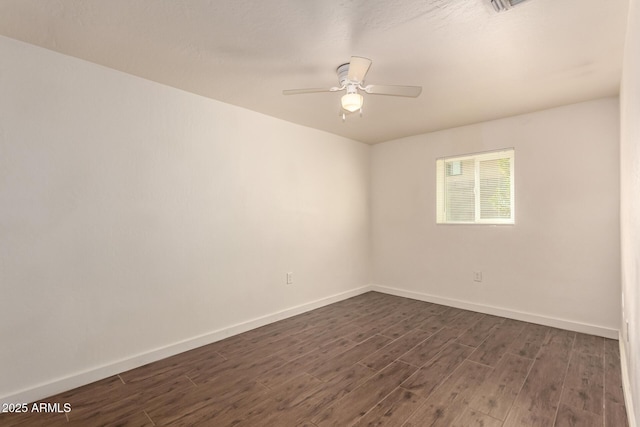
[436,149,514,224]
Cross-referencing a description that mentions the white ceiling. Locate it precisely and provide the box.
[0,0,629,144]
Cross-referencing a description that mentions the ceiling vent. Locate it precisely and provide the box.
[490,0,530,12]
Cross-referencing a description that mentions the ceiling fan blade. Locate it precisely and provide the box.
[283,87,337,95]
[363,84,422,97]
[348,56,372,82]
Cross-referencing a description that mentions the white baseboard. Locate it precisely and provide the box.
[370,284,619,339]
[0,285,372,406]
[619,337,638,427]
[3,283,622,406]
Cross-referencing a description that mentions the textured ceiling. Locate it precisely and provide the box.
[0,0,630,143]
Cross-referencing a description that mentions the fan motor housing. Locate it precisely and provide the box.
[336,63,351,85]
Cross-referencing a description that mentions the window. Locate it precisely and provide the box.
[436,149,514,224]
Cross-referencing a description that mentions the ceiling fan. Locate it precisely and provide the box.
[283,56,422,120]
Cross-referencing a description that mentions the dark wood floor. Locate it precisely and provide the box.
[0,292,629,426]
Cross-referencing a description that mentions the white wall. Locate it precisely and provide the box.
[371,98,621,336]
[620,0,640,423]
[0,35,370,402]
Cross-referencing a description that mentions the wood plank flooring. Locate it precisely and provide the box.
[0,292,629,426]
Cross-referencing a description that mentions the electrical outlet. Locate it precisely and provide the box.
[286,272,293,285]
[474,271,483,282]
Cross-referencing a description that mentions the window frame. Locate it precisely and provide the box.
[436,148,515,225]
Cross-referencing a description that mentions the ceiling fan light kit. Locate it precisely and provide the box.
[283,56,422,120]
[341,92,363,113]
